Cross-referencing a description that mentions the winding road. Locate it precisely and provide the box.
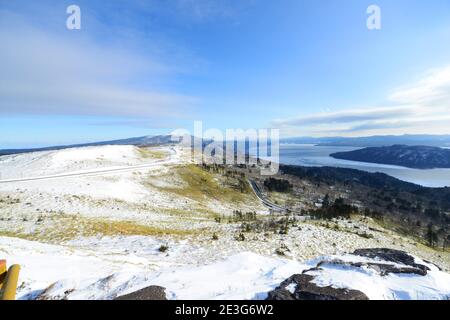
[248,179,288,213]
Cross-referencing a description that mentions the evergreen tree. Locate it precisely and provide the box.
[426,224,438,247]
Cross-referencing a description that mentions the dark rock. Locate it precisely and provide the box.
[353,248,430,275]
[267,274,369,301]
[320,257,428,276]
[353,262,427,276]
[353,248,414,265]
[115,286,167,300]
[302,267,323,274]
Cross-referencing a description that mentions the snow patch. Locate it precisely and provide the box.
[2,236,449,300]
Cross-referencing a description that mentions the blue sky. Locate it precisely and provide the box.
[1,0,450,148]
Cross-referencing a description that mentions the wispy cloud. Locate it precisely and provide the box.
[272,65,450,136]
[0,9,197,119]
[272,106,416,127]
[389,65,450,106]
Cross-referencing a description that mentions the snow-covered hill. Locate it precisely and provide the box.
[0,145,449,300]
[0,145,158,179]
[3,237,449,300]
[0,135,178,156]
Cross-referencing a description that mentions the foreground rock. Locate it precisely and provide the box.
[352,248,430,276]
[267,273,369,300]
[267,248,441,300]
[115,286,167,300]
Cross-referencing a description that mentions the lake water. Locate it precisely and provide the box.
[253,144,450,188]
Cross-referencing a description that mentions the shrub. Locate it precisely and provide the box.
[426,224,438,247]
[263,178,292,192]
[235,233,246,241]
[310,198,356,220]
[358,232,374,239]
[158,245,169,253]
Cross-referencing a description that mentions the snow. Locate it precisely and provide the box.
[6,239,303,300]
[0,145,145,179]
[0,145,181,202]
[0,236,305,300]
[1,236,449,300]
[309,256,450,300]
[285,283,297,294]
[1,144,449,300]
[136,252,306,300]
[0,236,165,300]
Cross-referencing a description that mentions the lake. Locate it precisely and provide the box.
[253,144,450,188]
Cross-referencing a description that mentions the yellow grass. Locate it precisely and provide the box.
[138,148,166,159]
[0,216,194,243]
[156,164,255,204]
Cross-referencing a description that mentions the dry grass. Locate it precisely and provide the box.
[151,164,257,204]
[160,207,217,220]
[138,148,166,159]
[0,215,195,243]
[266,191,292,206]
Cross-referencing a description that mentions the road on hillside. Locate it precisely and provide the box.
[248,179,288,213]
[0,148,179,184]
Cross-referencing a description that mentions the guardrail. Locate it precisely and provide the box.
[0,260,21,300]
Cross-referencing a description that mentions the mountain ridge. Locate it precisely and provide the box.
[281,134,450,147]
[0,135,179,156]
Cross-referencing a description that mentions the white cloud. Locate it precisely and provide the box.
[272,65,450,137]
[389,65,450,106]
[272,106,418,127]
[0,10,197,118]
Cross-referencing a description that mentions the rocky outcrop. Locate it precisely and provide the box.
[267,248,436,301]
[115,286,167,300]
[267,273,368,300]
[352,248,430,276]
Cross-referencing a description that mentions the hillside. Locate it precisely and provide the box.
[280,135,450,147]
[330,145,450,169]
[1,145,449,300]
[0,135,178,156]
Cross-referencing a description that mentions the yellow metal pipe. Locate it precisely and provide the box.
[0,264,20,300]
[0,260,7,290]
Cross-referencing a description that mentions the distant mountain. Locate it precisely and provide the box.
[4,133,450,157]
[330,145,450,169]
[0,135,179,156]
[281,135,450,147]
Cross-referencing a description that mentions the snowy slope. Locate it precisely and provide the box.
[1,144,449,300]
[0,145,148,179]
[0,145,181,202]
[2,237,449,300]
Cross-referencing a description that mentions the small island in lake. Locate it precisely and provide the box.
[330,145,450,169]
